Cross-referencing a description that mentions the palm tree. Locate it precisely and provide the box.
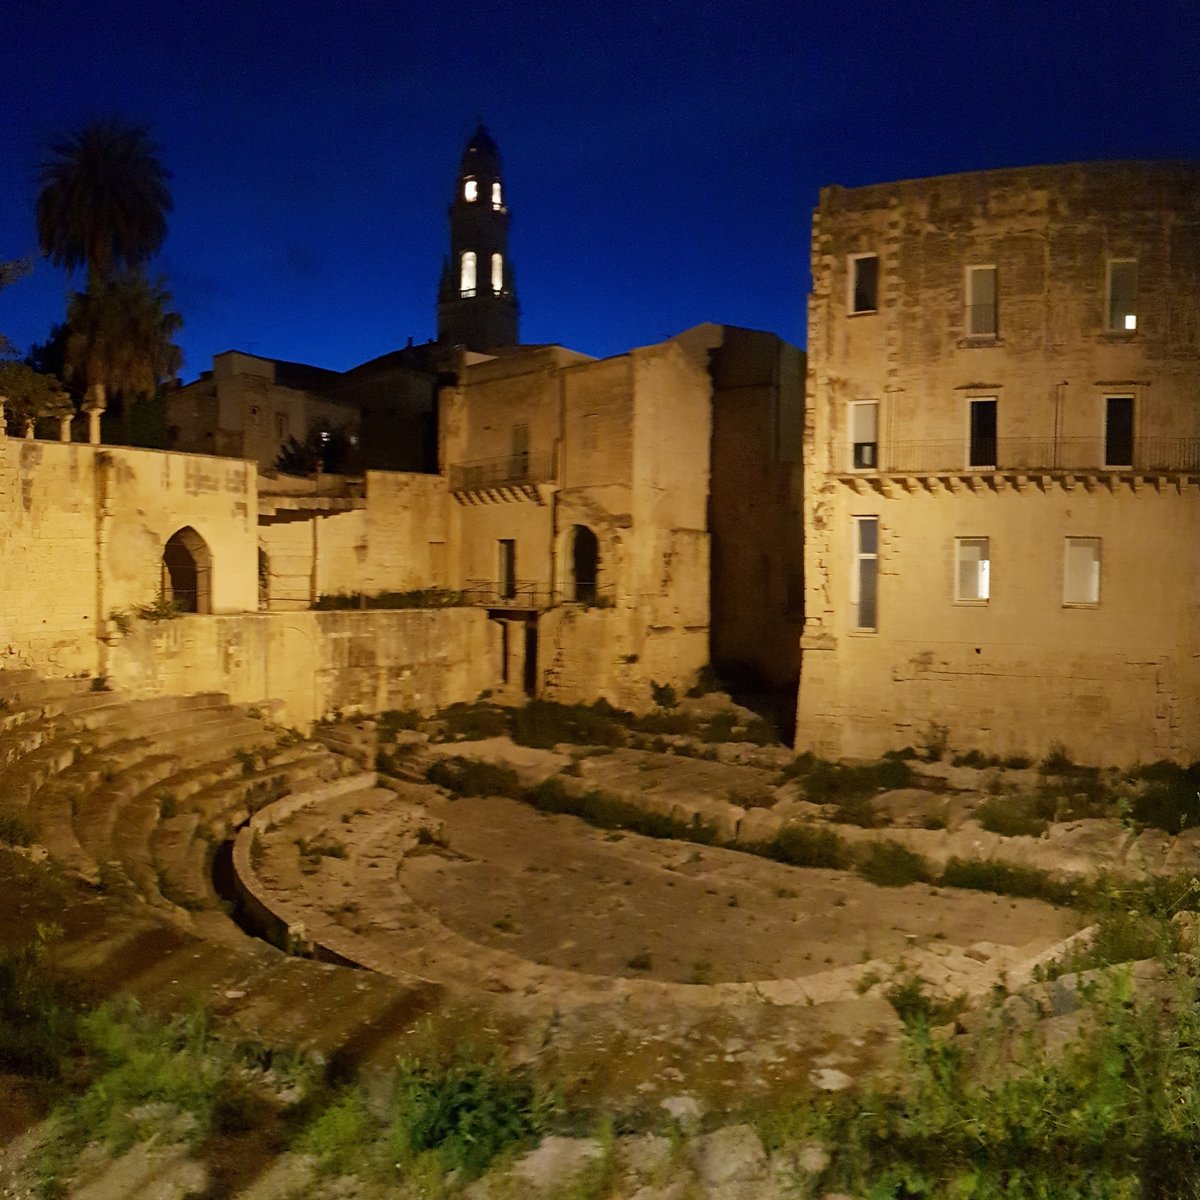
[36,119,171,292]
[65,273,182,442]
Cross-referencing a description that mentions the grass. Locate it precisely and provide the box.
[939,856,1081,906]
[884,977,967,1027]
[0,808,38,846]
[757,823,850,870]
[525,776,719,844]
[376,707,423,740]
[974,793,1051,837]
[854,841,931,888]
[426,757,523,799]
[779,752,911,811]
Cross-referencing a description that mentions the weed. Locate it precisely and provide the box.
[650,681,678,709]
[626,951,652,971]
[525,776,718,844]
[1040,741,1075,774]
[134,596,183,621]
[511,699,626,749]
[377,708,422,740]
[296,836,348,871]
[275,726,304,749]
[917,722,950,762]
[975,793,1050,838]
[426,757,522,798]
[314,588,467,610]
[433,702,512,742]
[158,793,177,820]
[235,747,259,777]
[884,977,967,1026]
[688,960,713,985]
[415,825,447,848]
[938,856,1078,906]
[854,841,932,887]
[760,823,850,870]
[1003,754,1033,769]
[686,664,720,697]
[0,809,38,846]
[1129,760,1200,833]
[90,675,110,692]
[727,784,776,810]
[780,752,911,807]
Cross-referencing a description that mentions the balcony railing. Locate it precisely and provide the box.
[448,450,555,492]
[847,437,1200,475]
[462,579,615,611]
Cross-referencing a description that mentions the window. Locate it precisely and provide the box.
[968,398,997,468]
[492,181,502,208]
[955,537,990,603]
[1064,538,1101,605]
[491,252,503,293]
[1107,260,1137,331]
[460,251,476,295]
[849,254,879,313]
[1104,396,1134,467]
[850,400,878,469]
[463,177,478,202]
[851,517,878,630]
[966,266,997,336]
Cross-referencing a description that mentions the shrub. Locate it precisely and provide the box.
[525,777,716,843]
[425,757,522,799]
[0,809,37,847]
[885,977,966,1027]
[760,824,850,870]
[975,794,1050,838]
[435,702,512,742]
[938,857,1078,906]
[781,753,912,805]
[855,841,931,888]
[1130,761,1200,834]
[650,681,678,709]
[1040,741,1075,775]
[511,699,626,749]
[377,708,422,740]
[686,664,721,697]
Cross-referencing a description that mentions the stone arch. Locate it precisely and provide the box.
[568,524,599,604]
[162,527,212,614]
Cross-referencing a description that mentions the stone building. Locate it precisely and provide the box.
[795,161,1200,765]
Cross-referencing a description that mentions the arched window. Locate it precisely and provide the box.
[162,527,212,614]
[460,251,476,295]
[492,181,502,208]
[491,252,503,294]
[463,177,478,202]
[570,525,599,604]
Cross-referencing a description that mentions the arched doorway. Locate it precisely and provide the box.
[570,525,599,604]
[162,527,212,614]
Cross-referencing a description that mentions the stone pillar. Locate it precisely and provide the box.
[82,383,106,446]
[59,413,73,443]
[23,419,34,440]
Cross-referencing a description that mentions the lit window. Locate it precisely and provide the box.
[464,177,478,202]
[955,538,990,603]
[460,251,476,295]
[491,252,503,294]
[492,181,502,208]
[966,266,997,336]
[1064,538,1101,605]
[850,400,878,469]
[968,397,997,468]
[1107,260,1137,331]
[849,254,878,314]
[851,517,878,630]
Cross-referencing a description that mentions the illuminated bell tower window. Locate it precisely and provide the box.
[492,181,502,208]
[491,253,503,293]
[460,251,476,295]
[464,177,478,202]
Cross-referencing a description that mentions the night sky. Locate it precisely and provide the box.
[2,1,1198,380]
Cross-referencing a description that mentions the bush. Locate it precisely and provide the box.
[686,664,721,697]
[376,708,422,740]
[435,702,512,742]
[511,699,626,749]
[885,977,966,1027]
[1130,761,1200,834]
[525,777,716,843]
[781,753,912,805]
[650,681,677,709]
[0,809,37,847]
[425,757,522,799]
[938,857,1078,906]
[975,794,1050,838]
[1040,741,1075,775]
[760,824,850,870]
[855,841,932,888]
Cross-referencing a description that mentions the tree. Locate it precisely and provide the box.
[0,361,71,438]
[274,424,353,476]
[0,257,30,358]
[65,272,182,443]
[36,119,171,292]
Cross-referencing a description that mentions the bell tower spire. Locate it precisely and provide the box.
[437,122,520,351]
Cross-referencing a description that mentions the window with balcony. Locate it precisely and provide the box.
[1107,260,1137,331]
[968,398,997,468]
[966,265,998,337]
[849,254,879,314]
[1104,396,1134,467]
[955,537,990,603]
[852,517,878,630]
[849,400,879,469]
[460,251,476,295]
[1064,538,1101,605]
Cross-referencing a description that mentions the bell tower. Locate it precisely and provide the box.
[437,123,520,351]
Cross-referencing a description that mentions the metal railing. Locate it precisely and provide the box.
[462,579,616,610]
[849,437,1200,475]
[448,450,555,491]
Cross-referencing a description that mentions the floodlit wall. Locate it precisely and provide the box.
[108,608,499,728]
[0,438,256,677]
[797,162,1200,764]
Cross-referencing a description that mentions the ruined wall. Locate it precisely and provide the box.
[797,162,1200,764]
[0,438,256,677]
[108,608,499,728]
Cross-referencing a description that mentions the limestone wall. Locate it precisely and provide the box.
[108,608,499,728]
[798,162,1200,764]
[0,438,256,677]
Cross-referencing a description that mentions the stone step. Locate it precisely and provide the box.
[0,674,95,706]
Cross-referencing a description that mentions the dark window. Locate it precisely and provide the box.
[1105,397,1134,466]
[851,256,879,313]
[570,525,599,604]
[498,539,516,600]
[968,399,997,468]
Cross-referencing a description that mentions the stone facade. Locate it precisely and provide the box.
[796,162,1200,765]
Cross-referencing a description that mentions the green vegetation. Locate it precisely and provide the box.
[0,809,38,847]
[649,681,677,709]
[939,856,1080,906]
[756,824,850,870]
[975,792,1051,837]
[426,756,522,799]
[780,752,911,818]
[526,776,719,844]
[1129,760,1200,834]
[884,977,966,1027]
[314,588,467,610]
[376,707,423,739]
[854,841,932,888]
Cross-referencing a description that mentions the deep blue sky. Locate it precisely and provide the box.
[2,1,1198,380]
